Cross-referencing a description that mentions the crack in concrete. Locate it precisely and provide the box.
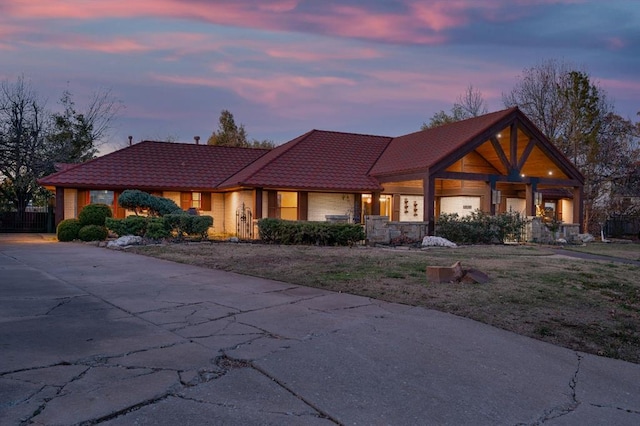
[20,365,91,425]
[43,296,79,315]
[78,393,173,426]
[249,361,342,425]
[589,403,640,415]
[519,353,582,425]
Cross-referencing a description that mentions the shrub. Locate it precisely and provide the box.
[165,214,213,240]
[146,217,171,239]
[105,217,125,236]
[105,216,147,237]
[257,219,364,246]
[78,203,112,226]
[57,219,82,242]
[118,189,181,216]
[78,225,108,242]
[435,210,525,244]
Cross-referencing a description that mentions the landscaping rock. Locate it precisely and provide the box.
[577,233,595,243]
[107,235,143,248]
[421,236,457,247]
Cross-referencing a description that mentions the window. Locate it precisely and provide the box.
[192,192,201,209]
[278,191,298,220]
[90,190,114,206]
[181,192,201,210]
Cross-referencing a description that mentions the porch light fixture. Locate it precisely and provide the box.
[534,192,543,205]
[492,189,502,205]
[548,171,553,175]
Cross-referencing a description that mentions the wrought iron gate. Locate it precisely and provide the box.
[235,203,253,239]
[0,208,55,233]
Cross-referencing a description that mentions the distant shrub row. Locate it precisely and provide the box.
[435,211,525,244]
[258,218,364,246]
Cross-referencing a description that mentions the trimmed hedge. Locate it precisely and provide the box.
[78,225,108,242]
[258,218,365,246]
[106,215,211,240]
[118,190,181,216]
[435,210,525,244]
[164,214,213,240]
[57,219,82,242]
[78,203,112,226]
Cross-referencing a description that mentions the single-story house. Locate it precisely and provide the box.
[39,107,585,236]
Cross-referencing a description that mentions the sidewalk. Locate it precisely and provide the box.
[1,237,639,425]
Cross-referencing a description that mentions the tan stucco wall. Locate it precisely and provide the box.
[224,190,254,235]
[64,189,77,219]
[398,195,424,222]
[561,199,574,224]
[307,193,353,221]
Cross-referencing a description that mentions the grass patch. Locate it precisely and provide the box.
[129,242,640,364]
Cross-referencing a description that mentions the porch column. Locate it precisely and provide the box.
[574,186,584,232]
[392,194,400,221]
[55,187,65,226]
[371,192,381,216]
[298,192,308,221]
[525,178,538,217]
[353,193,362,224]
[254,188,263,219]
[423,174,435,235]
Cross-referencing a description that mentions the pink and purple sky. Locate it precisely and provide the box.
[2,0,639,152]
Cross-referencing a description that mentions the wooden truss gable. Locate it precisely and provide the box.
[438,115,581,186]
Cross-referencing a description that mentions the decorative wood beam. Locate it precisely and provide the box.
[490,136,511,172]
[516,138,537,172]
[510,122,518,166]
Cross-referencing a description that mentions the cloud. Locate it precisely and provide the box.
[4,0,587,46]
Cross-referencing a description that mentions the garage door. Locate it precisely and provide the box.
[440,196,480,217]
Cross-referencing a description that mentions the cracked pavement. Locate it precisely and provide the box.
[1,235,639,425]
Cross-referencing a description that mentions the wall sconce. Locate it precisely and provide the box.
[534,192,543,205]
[491,189,502,205]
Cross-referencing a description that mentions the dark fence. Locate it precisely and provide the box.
[0,209,55,233]
[604,215,640,238]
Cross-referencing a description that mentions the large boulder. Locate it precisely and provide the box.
[107,235,143,248]
[422,236,457,248]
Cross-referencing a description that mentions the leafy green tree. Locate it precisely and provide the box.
[422,85,488,129]
[207,109,274,148]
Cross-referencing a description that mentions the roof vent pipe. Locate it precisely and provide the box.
[194,136,200,145]
[128,136,132,146]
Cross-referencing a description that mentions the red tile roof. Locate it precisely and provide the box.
[370,108,517,177]
[39,141,269,191]
[219,130,392,191]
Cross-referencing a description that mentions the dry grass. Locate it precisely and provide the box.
[129,242,640,364]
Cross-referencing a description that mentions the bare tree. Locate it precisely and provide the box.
[504,59,639,233]
[0,76,49,215]
[503,59,573,142]
[422,85,488,129]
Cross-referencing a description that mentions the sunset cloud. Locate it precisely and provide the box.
[1,0,637,147]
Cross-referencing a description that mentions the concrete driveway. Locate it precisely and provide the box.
[1,234,639,425]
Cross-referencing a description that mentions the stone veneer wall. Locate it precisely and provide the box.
[364,215,429,245]
[524,217,580,243]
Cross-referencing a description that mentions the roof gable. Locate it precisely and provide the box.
[370,108,517,177]
[219,130,392,191]
[39,141,269,191]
